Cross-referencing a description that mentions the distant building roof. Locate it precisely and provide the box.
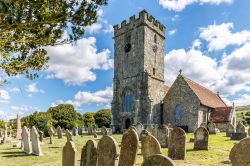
[209,107,233,123]
[183,76,227,108]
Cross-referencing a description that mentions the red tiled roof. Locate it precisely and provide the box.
[209,107,233,123]
[183,76,227,108]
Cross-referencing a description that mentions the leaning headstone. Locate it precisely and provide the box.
[16,114,22,139]
[226,124,235,137]
[62,130,77,166]
[38,131,44,142]
[72,127,78,136]
[80,140,98,166]
[208,122,217,134]
[141,131,162,159]
[229,137,250,166]
[22,126,32,154]
[135,123,144,140]
[31,126,43,156]
[168,127,186,160]
[48,128,54,144]
[118,128,139,166]
[141,154,177,166]
[156,125,169,148]
[101,126,108,136]
[194,127,209,150]
[97,135,119,166]
[57,126,62,139]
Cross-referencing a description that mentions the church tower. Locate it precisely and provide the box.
[111,10,166,132]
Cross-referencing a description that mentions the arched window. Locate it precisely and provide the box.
[175,104,183,120]
[122,90,134,112]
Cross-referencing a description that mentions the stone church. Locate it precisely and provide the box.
[111,10,236,133]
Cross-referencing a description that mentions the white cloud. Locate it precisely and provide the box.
[232,94,250,106]
[52,86,113,109]
[46,37,113,85]
[192,39,202,49]
[9,87,20,93]
[25,83,44,95]
[168,29,177,36]
[159,0,233,12]
[171,15,179,22]
[0,89,10,103]
[200,22,250,51]
[103,24,114,33]
[85,23,103,34]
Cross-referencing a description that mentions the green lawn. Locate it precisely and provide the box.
[0,133,239,166]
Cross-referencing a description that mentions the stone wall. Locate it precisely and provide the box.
[163,75,201,132]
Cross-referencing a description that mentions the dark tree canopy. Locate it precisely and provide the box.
[0,0,107,80]
[94,109,111,128]
[82,112,96,127]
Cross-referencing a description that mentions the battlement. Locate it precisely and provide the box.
[113,10,166,37]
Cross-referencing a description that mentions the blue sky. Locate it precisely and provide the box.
[1,0,250,120]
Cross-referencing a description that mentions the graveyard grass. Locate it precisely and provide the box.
[0,133,239,166]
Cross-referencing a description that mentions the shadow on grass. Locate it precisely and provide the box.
[1,151,30,157]
[48,147,62,149]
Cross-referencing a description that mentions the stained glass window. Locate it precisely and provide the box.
[122,91,134,112]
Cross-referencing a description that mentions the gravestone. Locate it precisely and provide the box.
[22,126,32,154]
[88,126,93,135]
[31,126,43,156]
[140,129,149,140]
[9,126,12,137]
[194,127,209,150]
[0,129,2,137]
[3,124,8,144]
[57,126,62,139]
[38,131,44,142]
[141,154,176,166]
[118,128,139,166]
[80,139,98,166]
[208,122,218,134]
[229,137,250,166]
[48,128,54,144]
[78,127,83,135]
[97,135,119,166]
[107,128,112,136]
[146,125,154,134]
[231,123,247,140]
[141,131,162,159]
[156,125,169,148]
[101,126,108,136]
[200,122,207,129]
[226,124,235,137]
[72,127,78,136]
[168,127,186,160]
[62,130,77,166]
[135,123,144,140]
[16,114,22,139]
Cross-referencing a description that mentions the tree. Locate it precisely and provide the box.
[94,109,111,128]
[47,104,82,129]
[83,112,96,127]
[0,0,108,80]
[0,119,5,128]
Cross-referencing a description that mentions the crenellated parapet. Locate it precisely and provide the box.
[113,10,166,38]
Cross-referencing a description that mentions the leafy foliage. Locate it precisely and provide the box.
[0,0,107,80]
[94,109,111,128]
[47,104,83,129]
[82,112,96,127]
[0,119,5,128]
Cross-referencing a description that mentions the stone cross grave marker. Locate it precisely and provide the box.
[80,139,98,166]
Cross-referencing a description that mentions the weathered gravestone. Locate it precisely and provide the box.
[168,127,186,160]
[2,124,8,144]
[72,127,78,136]
[16,114,22,139]
[78,127,83,135]
[57,126,62,139]
[80,139,98,166]
[141,131,162,159]
[152,124,158,137]
[156,125,169,148]
[229,137,250,166]
[9,126,12,138]
[48,128,54,144]
[145,125,154,134]
[194,127,209,150]
[88,126,93,135]
[97,135,119,166]
[208,122,218,134]
[38,131,44,142]
[31,126,43,156]
[140,129,149,141]
[135,123,144,140]
[22,126,32,154]
[200,122,207,129]
[62,130,77,166]
[107,128,112,136]
[101,126,108,136]
[141,154,176,166]
[0,129,2,138]
[118,128,139,166]
[231,122,247,140]
[226,123,235,137]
